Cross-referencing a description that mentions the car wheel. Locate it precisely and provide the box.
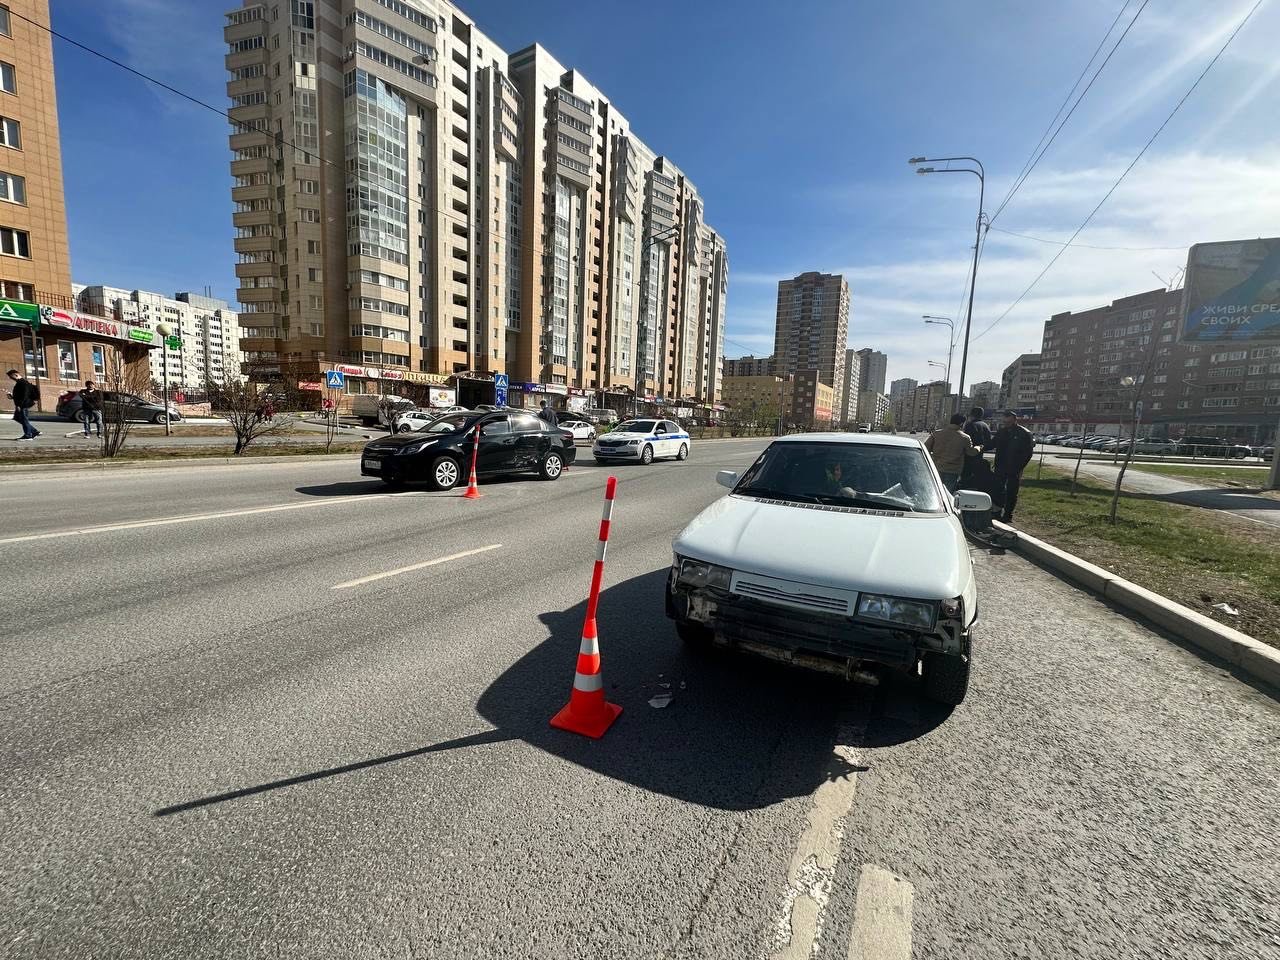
[640,443,654,465]
[921,650,970,706]
[428,456,461,491]
[152,412,170,425]
[539,451,564,481]
[676,443,689,461]
[397,423,413,433]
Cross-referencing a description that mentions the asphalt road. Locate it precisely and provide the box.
[2,441,1278,959]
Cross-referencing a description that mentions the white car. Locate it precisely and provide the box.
[558,418,597,442]
[593,418,691,465]
[666,433,990,705]
[394,409,447,433]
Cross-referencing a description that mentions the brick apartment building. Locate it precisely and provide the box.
[1036,288,1280,443]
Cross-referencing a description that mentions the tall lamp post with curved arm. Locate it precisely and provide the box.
[923,315,955,391]
[910,156,985,415]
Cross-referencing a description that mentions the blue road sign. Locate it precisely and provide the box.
[325,370,345,389]
[494,373,509,406]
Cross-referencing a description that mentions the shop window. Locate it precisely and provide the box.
[58,340,78,379]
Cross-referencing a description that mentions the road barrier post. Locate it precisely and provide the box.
[463,425,481,499]
[550,475,623,739]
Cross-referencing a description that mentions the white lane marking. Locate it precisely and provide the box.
[0,491,418,546]
[767,711,868,960]
[848,865,914,960]
[331,543,502,590]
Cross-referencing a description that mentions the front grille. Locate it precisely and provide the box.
[729,573,855,616]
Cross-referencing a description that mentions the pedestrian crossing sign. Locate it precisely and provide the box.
[326,371,345,388]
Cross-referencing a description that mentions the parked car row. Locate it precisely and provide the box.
[1033,433,1264,458]
[56,390,182,425]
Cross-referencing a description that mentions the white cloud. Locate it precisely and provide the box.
[105,0,227,113]
[726,148,1280,389]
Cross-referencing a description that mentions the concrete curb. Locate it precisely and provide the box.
[993,520,1280,691]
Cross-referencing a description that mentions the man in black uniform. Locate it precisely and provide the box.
[990,410,1034,524]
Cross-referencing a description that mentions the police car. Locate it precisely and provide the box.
[593,418,691,465]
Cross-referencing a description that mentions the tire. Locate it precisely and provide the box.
[539,451,564,481]
[428,456,462,491]
[921,651,970,706]
[152,412,170,425]
[640,443,654,465]
[676,442,689,461]
[397,423,413,433]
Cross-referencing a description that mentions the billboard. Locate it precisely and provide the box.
[1181,237,1280,342]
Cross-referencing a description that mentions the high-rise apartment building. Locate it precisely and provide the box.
[968,380,1001,413]
[856,390,888,429]
[223,2,726,409]
[0,1,156,410]
[837,347,861,426]
[855,347,886,396]
[888,376,917,430]
[1036,287,1278,441]
[76,285,243,390]
[773,271,849,406]
[997,354,1040,413]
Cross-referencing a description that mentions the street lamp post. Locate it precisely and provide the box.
[910,156,985,416]
[922,315,955,392]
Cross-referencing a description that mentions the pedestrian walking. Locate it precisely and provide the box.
[990,410,1035,524]
[79,379,104,438]
[924,413,980,492]
[537,399,558,428]
[5,369,41,440]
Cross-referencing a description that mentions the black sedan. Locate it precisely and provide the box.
[359,410,576,489]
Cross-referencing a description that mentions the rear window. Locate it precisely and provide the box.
[511,412,543,433]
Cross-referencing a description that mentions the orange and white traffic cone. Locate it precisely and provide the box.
[550,476,621,738]
[463,425,481,499]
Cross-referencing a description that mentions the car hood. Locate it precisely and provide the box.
[673,494,971,600]
[597,431,652,441]
[365,432,457,451]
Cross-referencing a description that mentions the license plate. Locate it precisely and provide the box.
[362,458,380,470]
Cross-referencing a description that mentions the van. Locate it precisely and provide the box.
[351,393,416,427]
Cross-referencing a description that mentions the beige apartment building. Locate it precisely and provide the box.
[0,0,156,409]
[722,372,792,424]
[224,1,726,410]
[773,272,849,410]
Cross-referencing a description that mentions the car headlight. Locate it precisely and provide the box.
[396,437,440,456]
[677,558,733,591]
[856,594,937,629]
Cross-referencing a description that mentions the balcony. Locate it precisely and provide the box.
[229,128,272,153]
[236,286,280,304]
[233,234,276,254]
[224,45,267,73]
[233,209,275,229]
[229,102,269,126]
[230,155,273,178]
[231,183,273,204]
[235,260,276,280]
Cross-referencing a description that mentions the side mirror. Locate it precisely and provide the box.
[716,470,738,489]
[954,490,992,513]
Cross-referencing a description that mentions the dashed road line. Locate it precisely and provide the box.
[331,543,503,590]
[848,864,914,960]
[766,703,872,960]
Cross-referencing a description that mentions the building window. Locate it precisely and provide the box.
[0,278,30,300]
[0,225,28,257]
[90,345,106,377]
[21,330,45,379]
[0,6,9,37]
[57,340,78,380]
[0,62,14,95]
[0,116,18,148]
[307,267,318,281]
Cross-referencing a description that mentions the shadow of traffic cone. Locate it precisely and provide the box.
[463,427,481,499]
[550,617,621,739]
[550,475,621,738]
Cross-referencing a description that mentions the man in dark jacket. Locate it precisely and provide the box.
[537,399,558,428]
[79,379,104,438]
[5,368,41,440]
[964,406,992,450]
[990,410,1035,524]
[960,407,995,534]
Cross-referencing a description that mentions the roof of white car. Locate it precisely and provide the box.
[772,432,923,448]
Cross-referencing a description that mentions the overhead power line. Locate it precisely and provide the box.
[989,0,1151,226]
[987,226,1186,252]
[972,0,1264,344]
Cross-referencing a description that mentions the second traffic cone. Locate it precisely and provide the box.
[550,617,621,739]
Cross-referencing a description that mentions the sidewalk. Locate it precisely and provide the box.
[1052,457,1280,530]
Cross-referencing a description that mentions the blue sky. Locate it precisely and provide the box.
[50,0,1280,388]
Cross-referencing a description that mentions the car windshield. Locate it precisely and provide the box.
[615,420,656,433]
[421,413,474,434]
[734,441,946,513]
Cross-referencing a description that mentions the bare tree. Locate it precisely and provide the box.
[209,379,297,455]
[99,347,154,458]
[377,395,411,433]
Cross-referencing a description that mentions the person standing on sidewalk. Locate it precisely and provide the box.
[924,413,980,491]
[991,410,1035,524]
[79,380,104,439]
[537,399,558,428]
[960,406,995,533]
[5,369,41,440]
